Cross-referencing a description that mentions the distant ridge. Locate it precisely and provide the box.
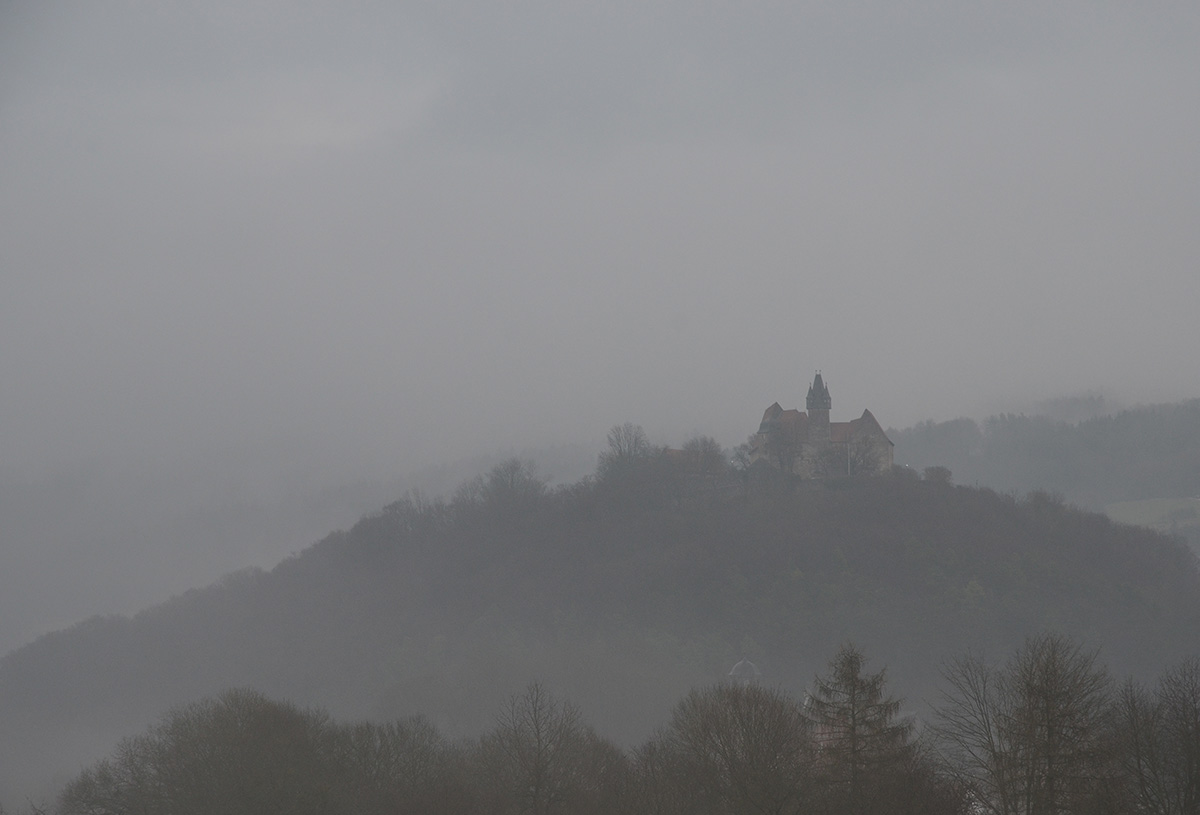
[890,398,1200,508]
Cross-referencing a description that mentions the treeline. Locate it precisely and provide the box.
[49,637,1200,815]
[890,399,1200,508]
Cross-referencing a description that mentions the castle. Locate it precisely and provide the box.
[749,373,893,478]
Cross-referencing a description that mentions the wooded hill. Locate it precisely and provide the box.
[890,398,1200,509]
[2,444,1199,801]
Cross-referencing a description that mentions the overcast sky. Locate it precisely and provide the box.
[4,1,1200,483]
[2,0,1199,780]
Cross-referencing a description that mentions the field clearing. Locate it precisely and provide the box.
[1107,497,1200,534]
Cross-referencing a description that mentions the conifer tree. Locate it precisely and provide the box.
[806,644,914,815]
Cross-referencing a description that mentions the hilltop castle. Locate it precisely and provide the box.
[749,373,893,478]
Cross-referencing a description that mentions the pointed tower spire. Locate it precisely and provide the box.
[807,371,832,445]
[806,371,831,411]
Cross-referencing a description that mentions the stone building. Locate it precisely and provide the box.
[750,373,893,478]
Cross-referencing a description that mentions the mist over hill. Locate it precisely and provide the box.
[4,393,1194,663]
[0,443,597,657]
[2,446,1198,803]
[890,399,1200,509]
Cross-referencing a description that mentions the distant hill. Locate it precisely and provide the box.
[890,399,1200,508]
[2,457,1198,803]
[0,441,598,659]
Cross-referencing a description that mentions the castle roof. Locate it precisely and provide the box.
[760,403,810,434]
[760,402,783,423]
[856,408,893,446]
[829,410,894,445]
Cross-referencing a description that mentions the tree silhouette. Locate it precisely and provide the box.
[936,634,1113,815]
[807,644,914,815]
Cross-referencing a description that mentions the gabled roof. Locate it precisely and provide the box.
[760,403,810,438]
[856,408,894,446]
[760,402,783,423]
[829,410,892,445]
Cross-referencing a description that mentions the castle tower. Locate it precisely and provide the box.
[806,372,831,443]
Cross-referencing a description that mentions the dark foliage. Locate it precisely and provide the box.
[2,450,1200,802]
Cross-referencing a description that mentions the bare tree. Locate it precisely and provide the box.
[936,635,1114,815]
[481,458,547,510]
[481,682,627,815]
[628,731,711,815]
[808,443,846,479]
[1114,678,1166,815]
[846,433,884,476]
[732,438,756,472]
[935,653,1014,813]
[1115,657,1200,815]
[597,423,654,477]
[58,689,336,815]
[1156,658,1200,815]
[681,435,727,483]
[762,423,798,474]
[597,423,656,485]
[664,683,815,815]
[328,715,470,815]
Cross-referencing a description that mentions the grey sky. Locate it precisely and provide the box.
[1,2,1199,645]
[4,1,1200,474]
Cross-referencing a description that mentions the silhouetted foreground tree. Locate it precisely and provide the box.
[1115,657,1200,815]
[596,423,657,484]
[329,715,470,814]
[680,435,727,483]
[57,689,473,815]
[936,634,1117,815]
[478,683,629,815]
[59,689,333,815]
[808,645,921,815]
[53,660,960,815]
[53,640,1200,815]
[660,683,815,814]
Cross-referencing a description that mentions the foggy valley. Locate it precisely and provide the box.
[3,2,1200,813]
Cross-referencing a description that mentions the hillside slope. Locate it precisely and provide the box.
[2,465,1199,800]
